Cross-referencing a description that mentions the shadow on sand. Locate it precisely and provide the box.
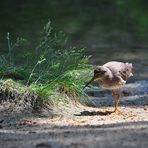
[74,110,108,116]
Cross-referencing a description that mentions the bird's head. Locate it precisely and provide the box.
[93,66,107,80]
[84,66,107,88]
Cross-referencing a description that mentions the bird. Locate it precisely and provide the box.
[84,61,133,114]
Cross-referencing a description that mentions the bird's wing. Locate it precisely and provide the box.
[103,61,132,80]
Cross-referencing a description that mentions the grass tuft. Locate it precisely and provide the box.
[0,21,93,108]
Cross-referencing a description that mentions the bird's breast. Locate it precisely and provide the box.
[99,76,124,89]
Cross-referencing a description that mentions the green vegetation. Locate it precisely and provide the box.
[0,21,92,108]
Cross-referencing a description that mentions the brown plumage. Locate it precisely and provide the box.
[84,61,133,114]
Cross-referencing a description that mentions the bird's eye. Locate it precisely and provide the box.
[94,69,100,73]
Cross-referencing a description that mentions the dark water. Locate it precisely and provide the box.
[0,0,148,80]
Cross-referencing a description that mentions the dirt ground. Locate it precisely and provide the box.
[0,81,148,148]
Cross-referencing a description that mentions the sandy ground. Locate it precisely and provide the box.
[0,81,148,148]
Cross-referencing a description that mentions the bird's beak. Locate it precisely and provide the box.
[83,75,97,89]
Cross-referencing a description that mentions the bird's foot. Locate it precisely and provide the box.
[111,108,122,115]
[106,108,122,115]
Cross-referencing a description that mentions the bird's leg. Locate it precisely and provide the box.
[106,90,117,114]
[111,89,122,115]
[112,90,117,105]
[115,91,122,113]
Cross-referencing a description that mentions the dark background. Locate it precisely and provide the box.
[0,0,148,80]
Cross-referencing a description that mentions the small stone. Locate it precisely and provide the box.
[0,119,4,123]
